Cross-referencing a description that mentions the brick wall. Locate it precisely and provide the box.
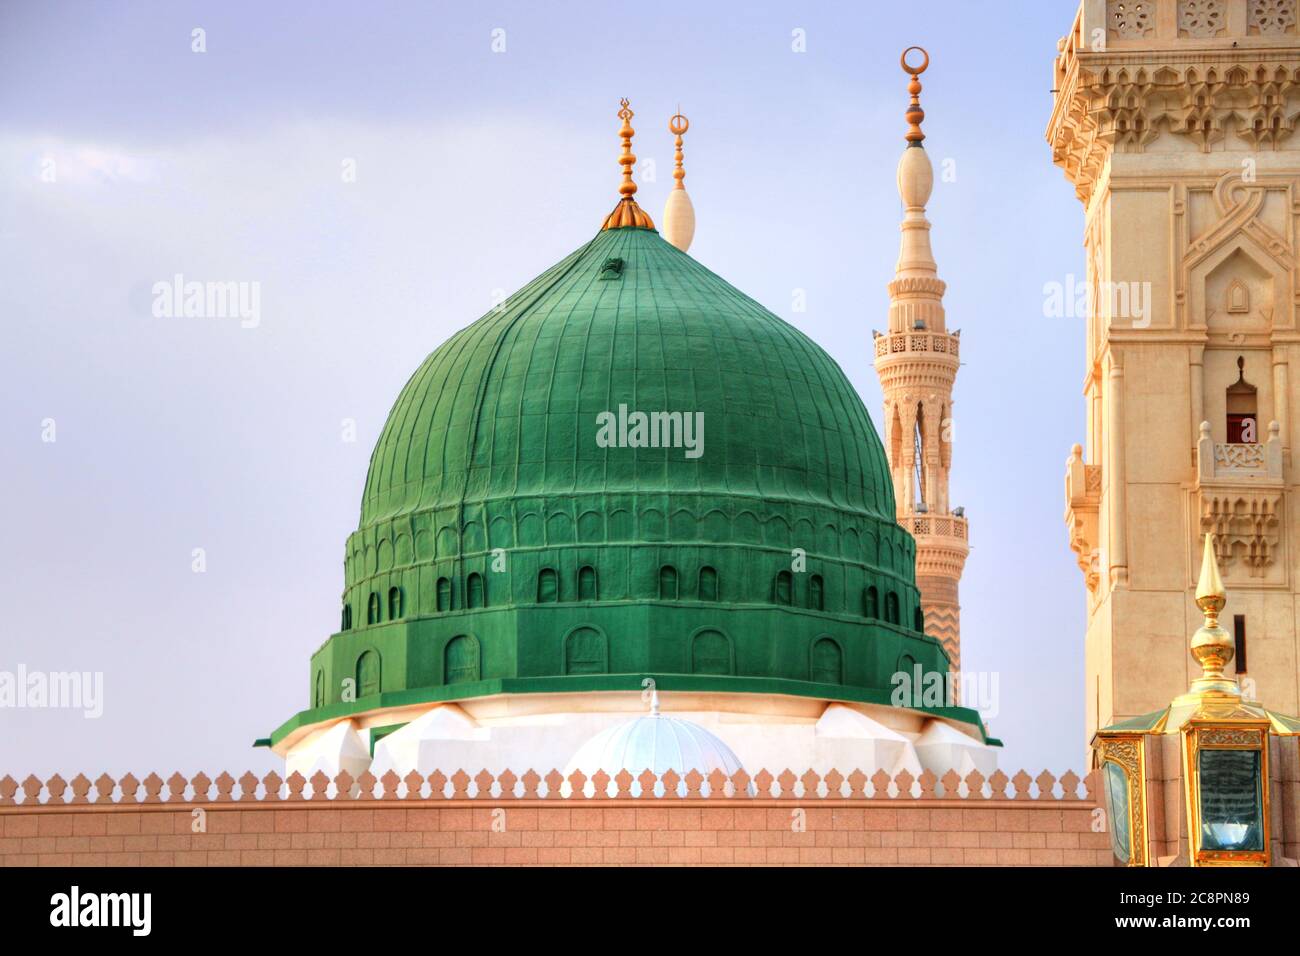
[0,767,1114,866]
[0,803,1115,866]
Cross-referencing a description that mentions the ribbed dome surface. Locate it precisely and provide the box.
[359,227,894,526]
[565,709,745,782]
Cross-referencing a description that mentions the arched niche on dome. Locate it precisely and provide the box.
[563,625,607,675]
[896,652,917,679]
[537,567,559,603]
[841,526,860,562]
[863,585,880,619]
[577,510,604,543]
[809,574,825,611]
[658,565,679,600]
[517,512,543,547]
[394,533,413,566]
[607,509,632,542]
[698,565,718,602]
[414,529,435,562]
[794,517,815,548]
[436,525,460,557]
[640,508,665,541]
[462,520,486,554]
[488,515,513,550]
[734,511,760,543]
[764,514,792,548]
[466,572,485,609]
[885,591,901,626]
[313,668,325,708]
[444,635,480,685]
[701,509,728,540]
[863,530,879,568]
[877,537,894,572]
[818,523,838,556]
[669,508,695,541]
[774,569,793,606]
[690,628,733,676]
[545,512,573,545]
[376,538,393,572]
[435,576,452,612]
[810,637,843,685]
[577,565,597,602]
[355,649,381,698]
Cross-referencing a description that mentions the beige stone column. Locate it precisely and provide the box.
[1190,344,1204,449]
[1108,355,1128,584]
[1272,354,1289,452]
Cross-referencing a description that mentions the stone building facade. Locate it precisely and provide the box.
[1049,0,1300,749]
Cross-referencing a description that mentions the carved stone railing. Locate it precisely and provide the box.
[0,767,1097,805]
[1196,420,1282,482]
[905,514,969,542]
[873,330,960,361]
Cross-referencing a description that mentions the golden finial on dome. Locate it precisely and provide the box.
[901,46,929,146]
[669,109,689,190]
[602,98,655,230]
[662,108,695,252]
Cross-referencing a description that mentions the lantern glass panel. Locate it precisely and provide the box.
[1103,760,1131,864]
[1198,748,1263,852]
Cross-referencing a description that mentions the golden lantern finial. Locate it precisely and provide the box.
[1188,533,1239,698]
[602,98,655,230]
[669,109,689,190]
[901,46,929,146]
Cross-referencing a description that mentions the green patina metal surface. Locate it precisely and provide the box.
[270,225,977,741]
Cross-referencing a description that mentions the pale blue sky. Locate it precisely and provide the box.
[0,0,1092,776]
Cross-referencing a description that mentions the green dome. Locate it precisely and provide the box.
[361,226,895,526]
[277,225,968,744]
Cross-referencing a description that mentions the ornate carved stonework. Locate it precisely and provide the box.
[1198,490,1283,576]
[1250,0,1298,36]
[1049,53,1300,202]
[1178,0,1227,39]
[1065,446,1103,593]
[1109,1,1155,40]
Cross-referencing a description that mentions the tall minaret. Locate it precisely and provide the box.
[873,48,969,673]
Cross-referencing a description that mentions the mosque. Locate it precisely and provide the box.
[257,51,998,785]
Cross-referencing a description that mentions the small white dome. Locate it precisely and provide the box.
[564,699,744,796]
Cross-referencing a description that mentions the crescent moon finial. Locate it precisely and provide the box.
[901,46,930,145]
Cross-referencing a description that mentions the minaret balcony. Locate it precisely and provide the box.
[1196,421,1283,486]
[1193,422,1285,582]
[872,330,960,361]
[900,511,968,543]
